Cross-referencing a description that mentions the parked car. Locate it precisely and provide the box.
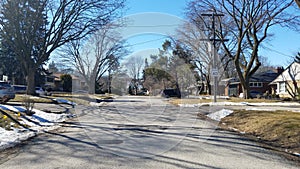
[250,91,262,98]
[0,81,15,103]
[239,91,263,98]
[12,85,27,94]
[161,88,181,98]
[35,87,46,96]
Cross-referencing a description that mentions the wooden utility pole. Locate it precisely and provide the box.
[201,13,225,103]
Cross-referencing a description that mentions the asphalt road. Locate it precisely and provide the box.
[0,96,298,169]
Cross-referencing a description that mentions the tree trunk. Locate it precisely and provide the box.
[26,68,36,95]
[206,76,211,95]
[241,77,250,99]
[88,81,95,94]
[87,74,96,94]
[296,0,300,8]
[108,70,112,94]
[207,83,212,95]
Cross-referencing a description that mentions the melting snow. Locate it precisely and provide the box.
[0,105,70,150]
[207,109,234,121]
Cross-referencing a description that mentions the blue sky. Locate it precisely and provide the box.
[123,0,300,67]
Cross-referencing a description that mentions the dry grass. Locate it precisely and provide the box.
[0,110,22,130]
[221,110,300,153]
[11,93,112,105]
[169,98,212,105]
[12,95,53,103]
[169,97,282,105]
[228,97,284,103]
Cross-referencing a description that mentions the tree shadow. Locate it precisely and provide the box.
[1,104,298,168]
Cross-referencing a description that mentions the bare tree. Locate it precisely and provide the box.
[296,0,300,8]
[285,65,300,100]
[186,0,300,98]
[0,0,125,95]
[125,55,144,95]
[125,55,144,80]
[61,25,127,94]
[176,22,233,94]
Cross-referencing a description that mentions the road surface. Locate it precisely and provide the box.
[0,96,298,169]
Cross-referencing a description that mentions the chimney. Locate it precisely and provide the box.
[277,67,284,74]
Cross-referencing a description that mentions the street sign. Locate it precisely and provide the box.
[212,69,219,76]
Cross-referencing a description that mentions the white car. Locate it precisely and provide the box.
[35,87,46,96]
[0,81,15,103]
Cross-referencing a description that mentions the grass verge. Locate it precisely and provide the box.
[12,95,53,103]
[221,110,300,154]
[0,110,23,130]
[11,93,113,106]
[169,97,284,105]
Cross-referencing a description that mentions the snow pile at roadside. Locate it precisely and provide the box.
[207,109,234,121]
[0,108,70,150]
[0,128,36,150]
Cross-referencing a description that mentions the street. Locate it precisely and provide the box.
[0,96,298,169]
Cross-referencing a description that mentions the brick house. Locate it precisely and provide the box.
[223,68,284,97]
[45,73,87,91]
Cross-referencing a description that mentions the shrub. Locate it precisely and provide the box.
[22,95,35,116]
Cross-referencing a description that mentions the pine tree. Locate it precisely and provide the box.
[295,52,300,63]
[0,0,47,93]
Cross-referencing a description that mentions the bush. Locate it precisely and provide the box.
[60,74,72,92]
[22,95,35,116]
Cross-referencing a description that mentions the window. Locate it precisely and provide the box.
[279,82,286,93]
[250,82,263,87]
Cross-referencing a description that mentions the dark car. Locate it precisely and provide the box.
[161,88,181,98]
[250,91,262,98]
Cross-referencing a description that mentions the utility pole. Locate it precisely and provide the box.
[201,13,225,103]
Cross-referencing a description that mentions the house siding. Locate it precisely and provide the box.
[271,62,300,98]
[276,80,300,98]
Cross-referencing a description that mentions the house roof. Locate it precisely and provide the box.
[222,70,279,84]
[250,70,279,83]
[271,62,300,84]
[52,73,81,80]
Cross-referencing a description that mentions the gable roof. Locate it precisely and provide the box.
[250,70,279,82]
[222,70,279,84]
[271,62,300,83]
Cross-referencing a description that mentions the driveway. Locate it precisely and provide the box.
[0,96,298,169]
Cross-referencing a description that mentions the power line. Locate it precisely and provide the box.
[125,36,169,47]
[125,24,181,28]
[263,46,293,57]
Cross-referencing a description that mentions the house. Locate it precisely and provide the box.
[223,68,284,97]
[98,73,131,95]
[270,62,300,98]
[45,73,87,91]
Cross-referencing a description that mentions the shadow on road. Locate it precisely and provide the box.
[1,101,298,169]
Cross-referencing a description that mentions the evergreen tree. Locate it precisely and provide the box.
[0,0,47,93]
[295,52,300,63]
[60,74,72,92]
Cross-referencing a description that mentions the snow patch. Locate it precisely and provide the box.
[207,109,234,121]
[0,105,71,150]
[90,102,105,107]
[53,99,76,106]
